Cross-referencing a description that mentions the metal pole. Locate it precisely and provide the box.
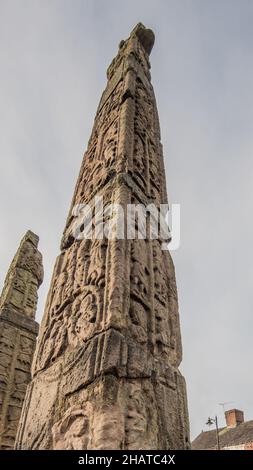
[215,415,220,450]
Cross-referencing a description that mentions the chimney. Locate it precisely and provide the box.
[225,409,244,428]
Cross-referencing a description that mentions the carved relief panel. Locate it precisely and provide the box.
[16,24,189,450]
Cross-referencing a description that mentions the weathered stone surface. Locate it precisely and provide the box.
[16,24,190,450]
[0,231,43,449]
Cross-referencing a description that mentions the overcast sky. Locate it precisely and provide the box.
[0,0,253,439]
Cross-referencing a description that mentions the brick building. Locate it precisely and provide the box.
[192,409,253,450]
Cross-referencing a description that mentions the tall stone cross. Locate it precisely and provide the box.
[0,231,43,449]
[16,24,190,450]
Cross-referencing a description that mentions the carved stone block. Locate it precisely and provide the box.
[16,24,189,449]
[0,231,42,449]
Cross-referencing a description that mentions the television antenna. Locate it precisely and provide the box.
[219,402,234,413]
